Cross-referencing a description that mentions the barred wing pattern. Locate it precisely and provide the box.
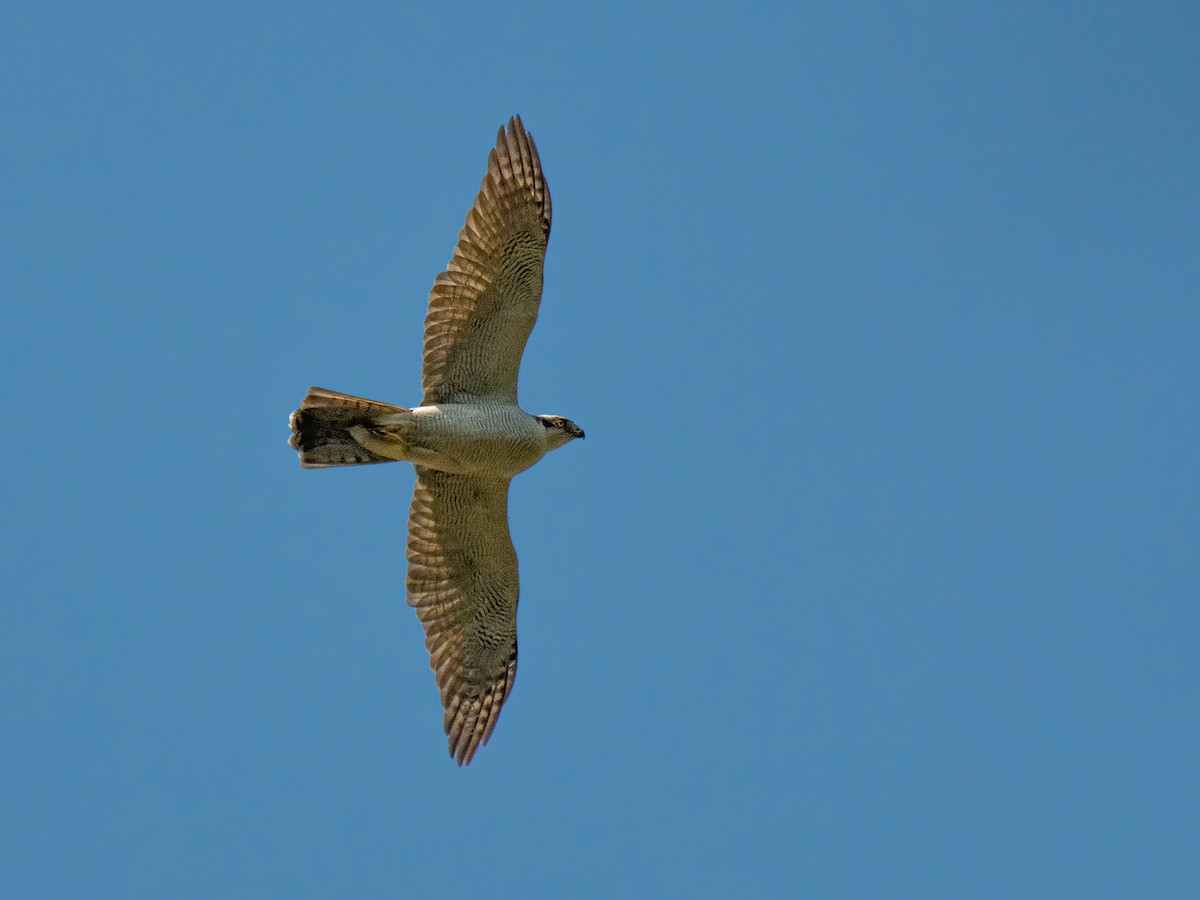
[406,466,519,765]
[421,115,552,406]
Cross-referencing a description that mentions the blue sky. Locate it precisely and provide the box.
[3,2,1197,897]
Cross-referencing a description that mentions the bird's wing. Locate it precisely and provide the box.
[406,466,520,765]
[420,115,552,406]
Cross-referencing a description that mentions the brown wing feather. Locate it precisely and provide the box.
[406,466,520,765]
[421,115,552,405]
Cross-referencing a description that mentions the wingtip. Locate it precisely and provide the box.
[449,731,482,766]
[499,114,532,150]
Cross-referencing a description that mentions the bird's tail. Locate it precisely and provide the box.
[288,387,408,468]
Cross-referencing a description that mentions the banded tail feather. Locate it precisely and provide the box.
[288,387,408,468]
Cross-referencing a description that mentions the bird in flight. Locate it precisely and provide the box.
[289,116,583,765]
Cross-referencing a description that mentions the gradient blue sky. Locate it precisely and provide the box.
[3,2,1197,897]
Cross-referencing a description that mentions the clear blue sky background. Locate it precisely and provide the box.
[3,2,1197,897]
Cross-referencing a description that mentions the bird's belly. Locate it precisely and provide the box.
[406,405,544,476]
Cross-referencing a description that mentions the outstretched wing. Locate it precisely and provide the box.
[406,466,520,765]
[421,115,552,406]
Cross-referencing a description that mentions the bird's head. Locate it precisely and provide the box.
[535,415,585,449]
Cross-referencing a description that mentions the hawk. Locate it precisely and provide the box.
[288,116,583,765]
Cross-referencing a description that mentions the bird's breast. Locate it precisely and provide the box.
[406,403,546,476]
